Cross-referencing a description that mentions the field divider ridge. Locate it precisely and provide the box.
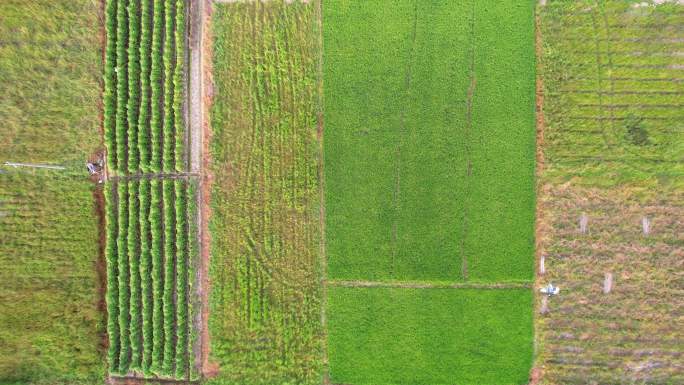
[328,279,533,290]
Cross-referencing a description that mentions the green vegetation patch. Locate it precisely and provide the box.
[208,2,322,384]
[0,0,101,167]
[104,0,187,175]
[323,0,536,283]
[0,1,104,383]
[328,287,534,385]
[0,172,104,384]
[105,178,194,379]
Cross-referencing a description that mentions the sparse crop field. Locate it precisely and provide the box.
[208,2,322,384]
[323,0,536,384]
[536,1,684,383]
[324,0,536,283]
[0,1,104,384]
[102,0,199,381]
[541,0,684,187]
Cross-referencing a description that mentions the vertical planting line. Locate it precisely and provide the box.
[314,0,328,378]
[117,182,131,372]
[127,0,141,172]
[115,0,130,173]
[162,179,177,375]
[187,180,200,380]
[460,0,476,282]
[105,182,121,372]
[104,0,118,172]
[174,180,189,378]
[162,0,177,173]
[138,0,153,172]
[173,0,186,172]
[138,179,154,373]
[149,179,164,372]
[128,180,143,369]
[150,0,165,172]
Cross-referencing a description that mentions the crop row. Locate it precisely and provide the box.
[104,0,187,175]
[104,178,195,379]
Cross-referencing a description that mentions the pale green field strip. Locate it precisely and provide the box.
[0,1,104,383]
[208,2,322,384]
[323,0,536,283]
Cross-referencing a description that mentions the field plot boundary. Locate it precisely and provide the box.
[328,280,533,290]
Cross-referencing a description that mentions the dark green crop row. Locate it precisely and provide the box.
[186,180,200,381]
[114,0,128,173]
[174,180,189,379]
[103,0,187,175]
[127,181,142,370]
[162,179,177,374]
[105,178,195,379]
[149,179,164,373]
[173,0,186,172]
[127,0,141,172]
[150,0,164,173]
[138,179,154,374]
[162,0,176,173]
[138,0,152,172]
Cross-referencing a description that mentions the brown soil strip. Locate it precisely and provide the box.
[197,0,216,378]
[328,279,533,290]
[187,0,212,380]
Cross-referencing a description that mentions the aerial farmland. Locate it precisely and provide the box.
[0,0,681,385]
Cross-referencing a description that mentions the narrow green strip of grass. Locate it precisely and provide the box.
[105,182,121,372]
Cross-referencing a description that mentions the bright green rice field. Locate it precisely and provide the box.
[324,0,536,383]
[324,0,536,284]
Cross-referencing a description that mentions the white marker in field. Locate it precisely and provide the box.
[579,213,589,234]
[540,283,560,296]
[603,272,613,294]
[642,216,650,236]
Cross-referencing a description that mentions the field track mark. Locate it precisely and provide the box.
[390,0,418,278]
[314,0,329,383]
[460,1,476,282]
[328,279,532,290]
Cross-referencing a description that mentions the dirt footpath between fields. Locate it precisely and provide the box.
[188,0,216,379]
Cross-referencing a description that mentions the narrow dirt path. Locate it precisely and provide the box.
[187,0,212,379]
